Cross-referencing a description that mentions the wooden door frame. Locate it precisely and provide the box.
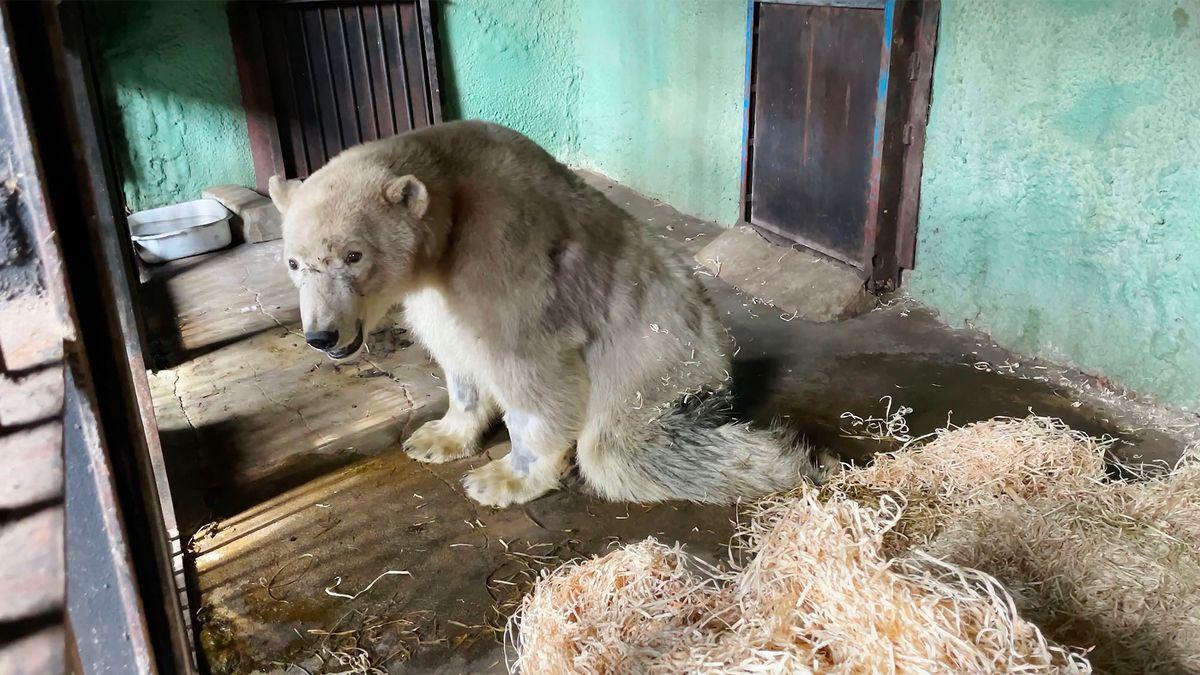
[738,0,940,292]
[1,3,199,671]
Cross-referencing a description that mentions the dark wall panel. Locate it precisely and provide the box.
[749,3,885,264]
[245,1,441,180]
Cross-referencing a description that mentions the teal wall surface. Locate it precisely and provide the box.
[909,0,1200,407]
[574,1,746,224]
[93,1,255,212]
[439,0,747,224]
[438,0,583,161]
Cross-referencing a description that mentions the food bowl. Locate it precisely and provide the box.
[129,198,232,264]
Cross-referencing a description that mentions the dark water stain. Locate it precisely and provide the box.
[736,352,1180,467]
[198,610,260,675]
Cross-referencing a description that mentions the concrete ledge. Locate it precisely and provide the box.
[202,184,282,243]
[695,226,872,323]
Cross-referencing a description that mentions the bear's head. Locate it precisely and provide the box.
[270,162,428,360]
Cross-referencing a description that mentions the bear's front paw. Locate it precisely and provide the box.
[402,420,478,464]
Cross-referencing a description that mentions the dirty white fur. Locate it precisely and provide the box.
[272,120,829,507]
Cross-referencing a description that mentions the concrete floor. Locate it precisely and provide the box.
[146,173,1196,674]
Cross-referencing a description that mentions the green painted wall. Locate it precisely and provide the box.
[910,0,1200,407]
[438,0,582,162]
[93,1,255,212]
[574,1,746,224]
[439,0,747,224]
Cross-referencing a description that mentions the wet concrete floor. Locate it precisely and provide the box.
[146,173,1195,674]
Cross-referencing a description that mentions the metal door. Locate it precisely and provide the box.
[231,0,444,191]
[741,0,939,291]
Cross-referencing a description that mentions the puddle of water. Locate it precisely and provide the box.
[735,352,1178,467]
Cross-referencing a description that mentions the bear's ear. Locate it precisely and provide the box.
[268,175,302,215]
[383,174,428,217]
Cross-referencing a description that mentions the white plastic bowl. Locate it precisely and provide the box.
[129,198,232,264]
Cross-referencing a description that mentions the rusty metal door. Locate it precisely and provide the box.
[741,0,939,291]
[231,0,443,191]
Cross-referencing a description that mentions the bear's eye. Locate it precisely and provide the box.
[345,251,362,264]
[287,259,299,270]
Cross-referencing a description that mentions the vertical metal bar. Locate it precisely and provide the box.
[262,7,312,177]
[298,10,331,168]
[59,5,198,667]
[397,2,430,127]
[65,357,157,674]
[417,0,443,123]
[382,4,415,131]
[362,4,396,137]
[302,8,341,159]
[328,6,362,145]
[375,3,402,134]
[315,8,347,150]
[861,0,896,267]
[354,6,383,139]
[738,0,756,224]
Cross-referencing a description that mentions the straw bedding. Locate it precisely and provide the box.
[833,417,1200,673]
[509,417,1200,674]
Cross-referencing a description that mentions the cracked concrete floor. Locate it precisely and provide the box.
[145,173,1196,674]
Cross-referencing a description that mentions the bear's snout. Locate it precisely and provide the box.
[305,330,339,351]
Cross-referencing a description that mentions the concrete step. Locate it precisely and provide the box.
[695,225,872,322]
[202,184,283,243]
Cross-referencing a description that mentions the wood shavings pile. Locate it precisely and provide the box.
[510,492,1084,673]
[507,540,725,673]
[510,416,1200,674]
[830,416,1200,673]
[829,416,1114,556]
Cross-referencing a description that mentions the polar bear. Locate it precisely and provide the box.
[269,120,829,507]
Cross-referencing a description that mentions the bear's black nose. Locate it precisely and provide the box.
[305,330,339,351]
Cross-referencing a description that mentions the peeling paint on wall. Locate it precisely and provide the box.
[93,1,255,212]
[911,0,1200,407]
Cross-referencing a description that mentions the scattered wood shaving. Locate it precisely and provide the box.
[325,570,411,600]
